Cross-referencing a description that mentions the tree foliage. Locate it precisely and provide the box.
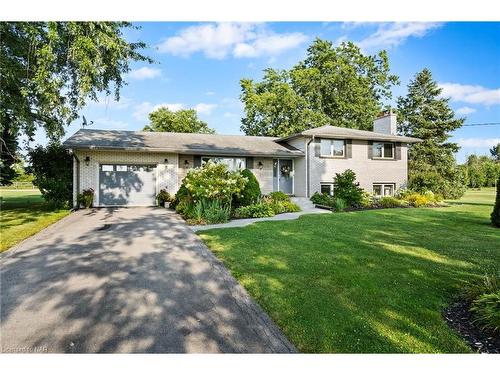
[463,154,500,188]
[397,68,465,199]
[240,39,399,137]
[28,143,73,207]
[492,176,500,227]
[490,143,500,161]
[143,107,215,134]
[0,127,18,185]
[0,22,151,183]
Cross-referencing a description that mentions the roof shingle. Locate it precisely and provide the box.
[63,129,304,157]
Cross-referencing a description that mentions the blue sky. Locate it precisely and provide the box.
[57,22,500,163]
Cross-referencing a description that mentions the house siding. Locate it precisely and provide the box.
[286,138,307,197]
[308,138,408,196]
[74,150,178,207]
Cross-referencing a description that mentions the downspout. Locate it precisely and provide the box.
[306,135,314,198]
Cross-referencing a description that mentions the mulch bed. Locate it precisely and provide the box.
[443,299,500,353]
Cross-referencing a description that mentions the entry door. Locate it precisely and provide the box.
[99,164,157,206]
[273,159,293,194]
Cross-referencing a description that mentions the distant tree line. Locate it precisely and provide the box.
[460,147,500,188]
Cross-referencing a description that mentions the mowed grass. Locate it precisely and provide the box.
[199,188,500,353]
[0,190,70,252]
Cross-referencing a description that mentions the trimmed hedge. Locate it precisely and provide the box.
[233,169,261,207]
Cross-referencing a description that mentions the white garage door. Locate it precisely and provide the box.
[99,164,157,206]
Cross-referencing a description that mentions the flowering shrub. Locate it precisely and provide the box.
[183,161,247,204]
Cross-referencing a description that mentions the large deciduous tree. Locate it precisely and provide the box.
[397,68,465,199]
[240,39,399,137]
[0,22,151,184]
[143,107,215,134]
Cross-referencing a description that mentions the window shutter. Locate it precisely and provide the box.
[246,157,254,169]
[367,141,373,159]
[395,142,402,160]
[345,139,352,159]
[193,156,201,168]
[314,138,321,157]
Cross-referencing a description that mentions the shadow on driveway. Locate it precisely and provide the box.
[0,207,295,353]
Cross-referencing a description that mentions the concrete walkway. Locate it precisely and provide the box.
[190,206,328,232]
[0,207,295,353]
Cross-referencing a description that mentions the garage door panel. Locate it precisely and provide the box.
[99,164,156,206]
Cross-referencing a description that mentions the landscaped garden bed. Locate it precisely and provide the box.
[166,162,300,226]
[310,169,446,212]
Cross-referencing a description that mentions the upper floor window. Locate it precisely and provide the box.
[320,139,345,157]
[201,157,246,171]
[373,142,394,159]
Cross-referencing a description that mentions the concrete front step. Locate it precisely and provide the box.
[291,197,316,211]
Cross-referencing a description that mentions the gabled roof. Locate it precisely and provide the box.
[63,129,304,158]
[278,125,422,143]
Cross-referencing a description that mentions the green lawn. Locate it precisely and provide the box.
[199,188,500,353]
[0,190,70,252]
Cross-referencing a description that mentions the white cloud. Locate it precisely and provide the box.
[223,112,239,118]
[456,106,477,115]
[439,83,500,106]
[357,22,442,50]
[157,22,307,59]
[458,138,500,148]
[233,33,308,58]
[205,91,216,96]
[194,103,217,115]
[128,67,162,80]
[133,102,185,121]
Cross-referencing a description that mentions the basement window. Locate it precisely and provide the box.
[320,183,334,196]
[373,183,395,197]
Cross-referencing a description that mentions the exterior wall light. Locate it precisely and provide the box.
[184,160,190,168]
[258,161,264,170]
[84,156,90,166]
[164,158,169,164]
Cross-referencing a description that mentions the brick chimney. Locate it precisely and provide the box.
[373,111,397,135]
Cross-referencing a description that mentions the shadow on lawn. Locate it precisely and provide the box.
[0,208,292,353]
[200,207,499,353]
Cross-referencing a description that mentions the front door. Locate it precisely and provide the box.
[273,159,293,194]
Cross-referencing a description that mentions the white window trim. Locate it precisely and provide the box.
[201,156,246,171]
[373,183,396,197]
[320,139,346,158]
[320,183,334,196]
[372,142,395,159]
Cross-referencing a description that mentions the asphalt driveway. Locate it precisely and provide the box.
[0,207,295,353]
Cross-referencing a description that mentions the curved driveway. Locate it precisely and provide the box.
[0,208,295,353]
